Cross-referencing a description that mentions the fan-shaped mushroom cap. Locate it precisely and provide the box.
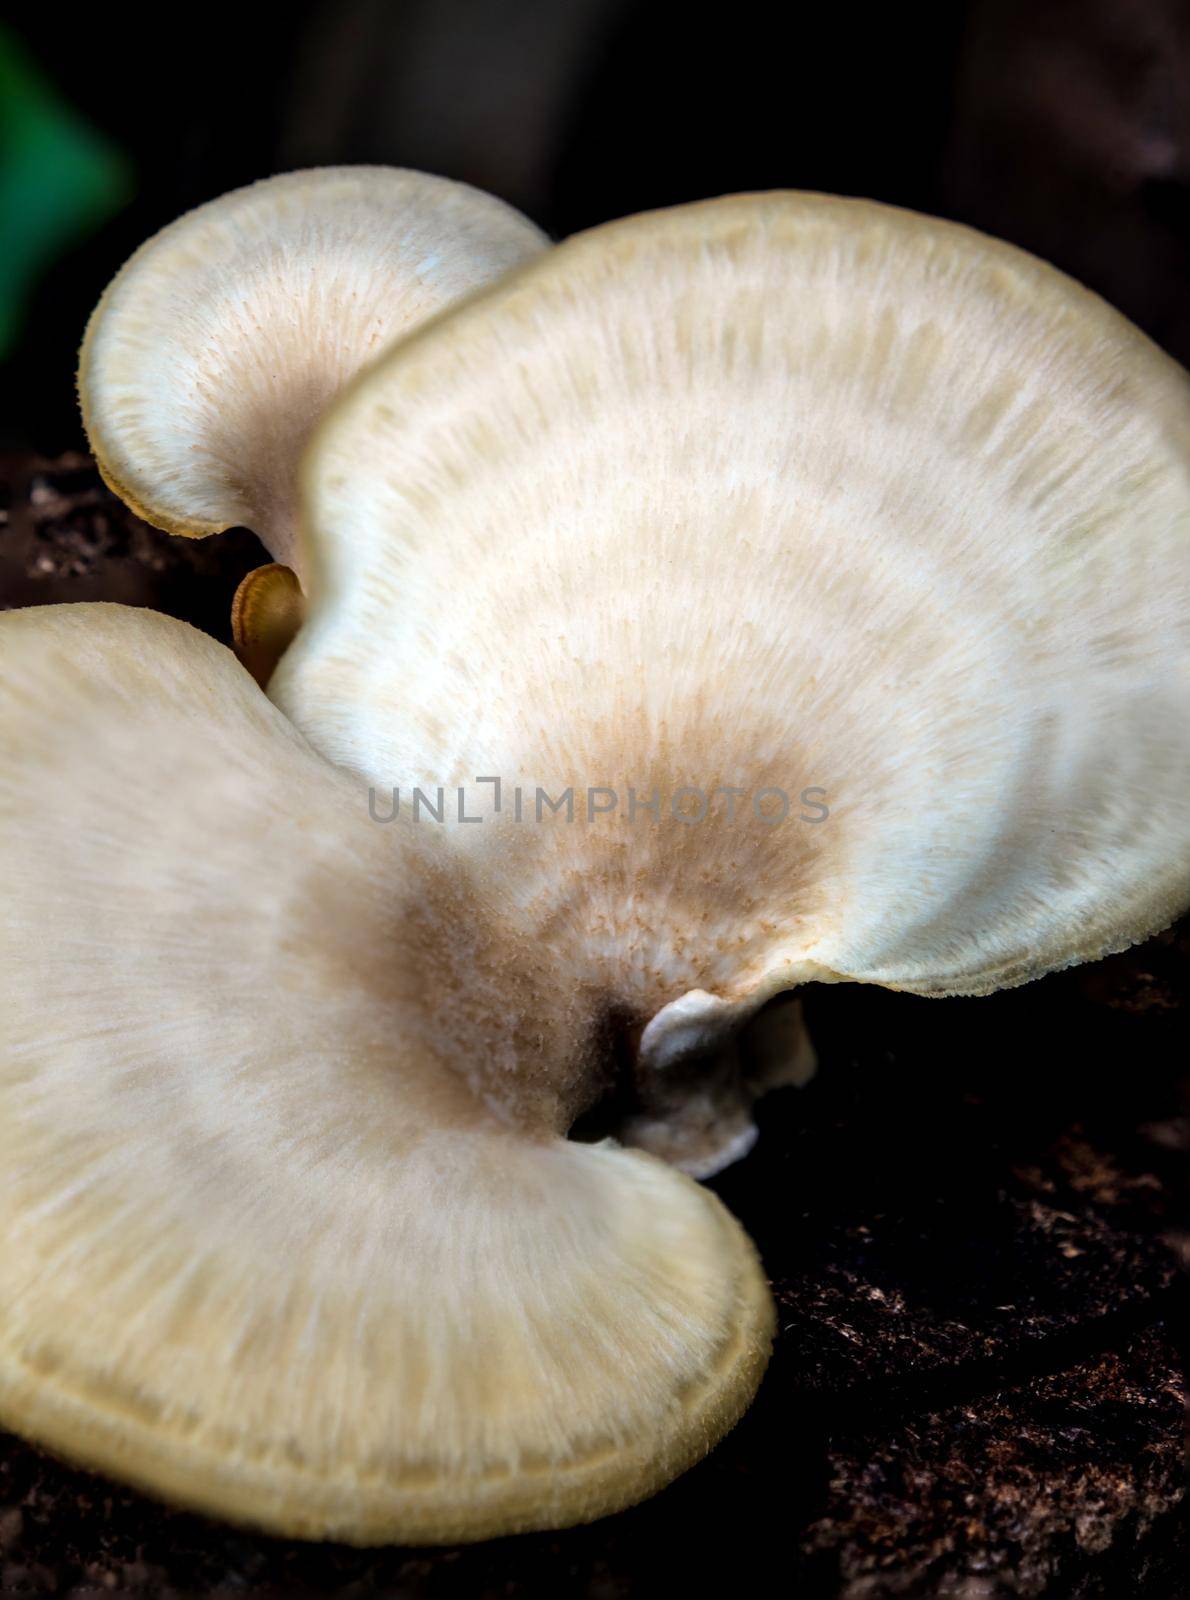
[272,193,1190,1169]
[78,167,547,569]
[0,604,773,1543]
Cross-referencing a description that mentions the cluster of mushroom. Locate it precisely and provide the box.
[1,167,1187,1545]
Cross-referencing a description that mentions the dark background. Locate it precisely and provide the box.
[2,0,1190,450]
[0,3,1187,1596]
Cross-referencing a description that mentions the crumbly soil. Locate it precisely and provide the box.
[0,458,1185,1598]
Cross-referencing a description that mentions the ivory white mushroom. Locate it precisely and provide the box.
[274,192,1190,1164]
[78,166,547,571]
[2,178,1188,1544]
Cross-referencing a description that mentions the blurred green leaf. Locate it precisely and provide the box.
[0,26,132,357]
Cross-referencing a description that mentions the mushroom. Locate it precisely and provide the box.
[79,164,544,687]
[77,166,547,572]
[3,181,1189,1544]
[231,561,307,688]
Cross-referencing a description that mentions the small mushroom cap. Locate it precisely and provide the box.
[78,167,547,568]
[0,604,773,1543]
[273,192,1190,1067]
[231,562,305,687]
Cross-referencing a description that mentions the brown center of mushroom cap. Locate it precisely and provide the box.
[365,716,834,1173]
